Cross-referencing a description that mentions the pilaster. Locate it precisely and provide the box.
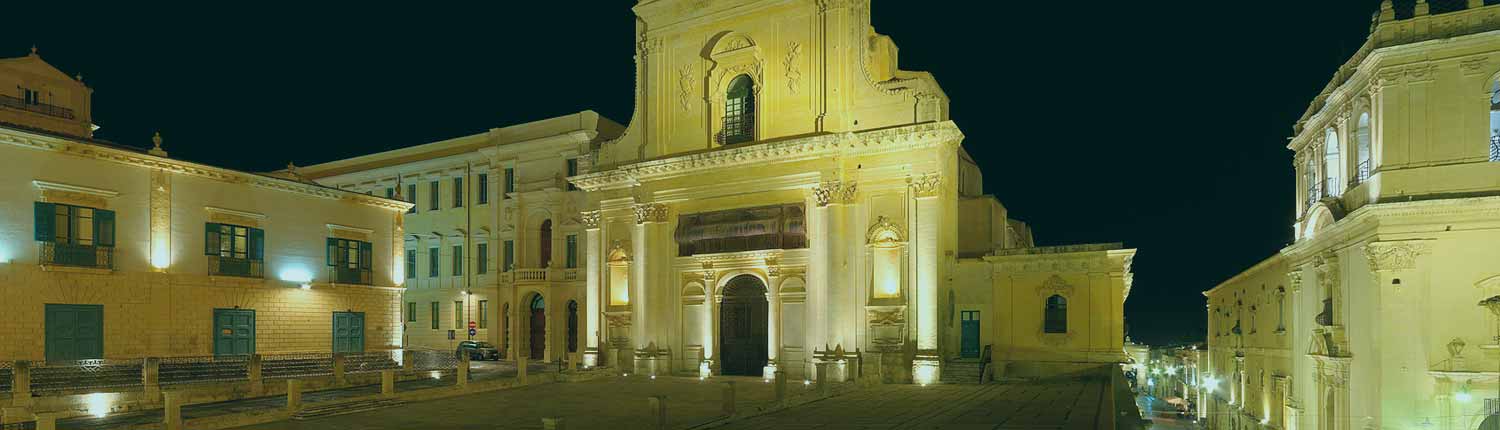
[910,174,941,384]
[149,169,171,271]
[582,210,602,367]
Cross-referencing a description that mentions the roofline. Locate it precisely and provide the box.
[1203,253,1286,297]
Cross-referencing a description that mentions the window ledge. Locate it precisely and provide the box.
[1275,328,1287,336]
[40,264,113,275]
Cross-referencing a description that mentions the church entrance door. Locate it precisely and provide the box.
[529,295,546,360]
[719,275,768,376]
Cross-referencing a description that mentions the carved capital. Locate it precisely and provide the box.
[907,173,942,198]
[1288,271,1303,293]
[580,210,601,229]
[812,181,857,206]
[634,203,668,224]
[1363,240,1430,274]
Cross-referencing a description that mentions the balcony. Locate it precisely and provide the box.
[505,268,580,283]
[0,95,76,120]
[330,266,372,285]
[1355,160,1371,184]
[39,242,113,269]
[209,256,264,278]
[514,268,551,282]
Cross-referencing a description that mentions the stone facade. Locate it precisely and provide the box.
[1206,2,1500,429]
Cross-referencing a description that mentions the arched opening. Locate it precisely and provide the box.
[719,75,755,145]
[567,300,579,353]
[1355,112,1371,183]
[1044,295,1067,334]
[1324,128,1341,197]
[539,219,553,268]
[718,275,768,376]
[501,303,511,359]
[529,294,546,360]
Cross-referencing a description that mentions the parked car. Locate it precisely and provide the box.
[456,341,500,361]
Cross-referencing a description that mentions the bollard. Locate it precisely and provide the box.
[815,362,830,397]
[402,350,415,374]
[143,357,161,403]
[457,354,470,388]
[286,379,303,412]
[516,354,529,385]
[33,412,57,430]
[542,417,566,430]
[12,361,30,407]
[648,395,668,430]
[774,370,787,405]
[382,370,396,397]
[163,391,183,430]
[332,353,348,387]
[248,354,264,395]
[720,381,736,416]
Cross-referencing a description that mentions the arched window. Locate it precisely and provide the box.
[539,219,552,268]
[1323,128,1341,197]
[1490,79,1500,162]
[720,75,755,145]
[1044,295,1067,334]
[1355,112,1372,183]
[1304,157,1319,209]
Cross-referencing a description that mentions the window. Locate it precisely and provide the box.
[405,249,416,279]
[1323,128,1341,197]
[34,202,117,268]
[325,238,372,285]
[406,184,417,214]
[719,75,756,145]
[22,88,40,105]
[1044,295,1067,334]
[1277,287,1287,333]
[479,300,489,329]
[477,243,488,274]
[385,187,394,199]
[503,168,515,199]
[429,181,440,210]
[453,177,464,208]
[566,159,579,191]
[430,302,440,329]
[540,220,553,268]
[477,174,489,204]
[428,247,439,278]
[503,240,514,272]
[452,245,463,276]
[1355,112,1372,183]
[205,223,264,277]
[565,235,578,269]
[454,301,464,328]
[1304,157,1319,209]
[407,302,417,323]
[1492,79,1500,162]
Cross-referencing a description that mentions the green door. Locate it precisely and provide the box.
[332,312,365,353]
[960,310,980,358]
[45,304,104,362]
[213,309,256,356]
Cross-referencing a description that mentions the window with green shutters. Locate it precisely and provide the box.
[453,177,463,208]
[566,159,579,191]
[454,301,463,328]
[503,168,515,199]
[34,202,115,269]
[405,249,416,279]
[478,300,488,329]
[406,302,417,323]
[430,302,440,329]
[326,238,372,285]
[205,223,264,278]
[503,240,514,272]
[476,243,488,274]
[429,181,440,210]
[566,235,578,269]
[452,245,462,276]
[477,174,489,204]
[385,188,394,199]
[428,247,439,278]
[406,184,417,214]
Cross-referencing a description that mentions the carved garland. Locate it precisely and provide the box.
[1363,241,1429,274]
[907,173,941,198]
[812,181,857,206]
[784,42,802,95]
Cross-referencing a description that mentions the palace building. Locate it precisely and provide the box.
[1205,1,1500,429]
[563,0,1136,384]
[0,50,411,361]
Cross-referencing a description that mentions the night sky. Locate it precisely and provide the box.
[5,1,1381,346]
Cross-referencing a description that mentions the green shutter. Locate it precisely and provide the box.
[326,238,337,266]
[205,223,220,255]
[94,209,115,247]
[34,202,55,241]
[249,228,265,260]
[359,241,372,270]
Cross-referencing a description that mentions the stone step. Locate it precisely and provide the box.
[292,398,406,420]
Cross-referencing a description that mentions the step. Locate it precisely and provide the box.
[292,399,406,420]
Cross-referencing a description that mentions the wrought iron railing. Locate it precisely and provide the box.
[1355,160,1371,184]
[1491,133,1500,162]
[410,349,460,372]
[261,352,335,380]
[344,351,402,374]
[1306,184,1321,208]
[0,361,11,393]
[39,242,113,269]
[159,355,250,386]
[330,266,372,285]
[209,256,264,278]
[0,94,76,120]
[32,359,144,395]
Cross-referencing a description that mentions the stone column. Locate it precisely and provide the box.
[332,353,347,387]
[149,168,172,271]
[381,370,395,397]
[910,174,942,384]
[286,380,302,412]
[632,202,668,374]
[142,357,161,403]
[12,361,30,407]
[163,391,183,430]
[402,350,415,374]
[806,191,829,367]
[765,264,782,378]
[248,355,264,395]
[583,211,603,368]
[33,412,57,430]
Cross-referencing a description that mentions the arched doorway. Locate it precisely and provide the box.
[501,303,511,359]
[719,275,768,376]
[567,300,579,353]
[539,219,553,268]
[529,294,546,360]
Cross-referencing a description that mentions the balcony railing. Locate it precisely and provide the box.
[514,268,551,282]
[1305,184,1321,208]
[1354,160,1371,185]
[330,266,372,285]
[209,256,264,278]
[0,94,76,120]
[1491,133,1500,162]
[39,242,113,269]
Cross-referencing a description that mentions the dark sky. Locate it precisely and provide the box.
[7,1,1379,346]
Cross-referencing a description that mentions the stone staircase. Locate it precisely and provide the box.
[292,398,406,420]
[939,360,988,384]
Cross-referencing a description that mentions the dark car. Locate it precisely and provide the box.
[456,341,500,361]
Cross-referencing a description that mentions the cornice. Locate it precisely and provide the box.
[0,126,412,212]
[573,121,963,191]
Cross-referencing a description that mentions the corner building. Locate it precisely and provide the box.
[1207,2,1500,429]
[571,0,1135,383]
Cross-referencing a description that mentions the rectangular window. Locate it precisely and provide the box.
[35,202,116,249]
[478,300,489,329]
[566,159,579,191]
[503,168,515,199]
[503,240,514,272]
[325,238,372,285]
[407,302,417,323]
[477,174,489,204]
[428,247,439,278]
[566,235,578,269]
[453,177,464,208]
[429,181,440,210]
[205,223,265,277]
[476,243,488,275]
[385,187,394,199]
[452,245,463,276]
[430,302,440,329]
[405,249,416,279]
[406,184,417,214]
[454,301,464,329]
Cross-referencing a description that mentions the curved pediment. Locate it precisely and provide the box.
[866,216,906,247]
[706,31,757,57]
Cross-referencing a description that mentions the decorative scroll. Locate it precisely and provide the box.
[674,204,806,256]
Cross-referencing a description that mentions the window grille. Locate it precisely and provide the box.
[719,75,755,145]
[1491,133,1500,162]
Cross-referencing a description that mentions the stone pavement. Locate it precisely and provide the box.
[1135,394,1197,430]
[230,375,810,430]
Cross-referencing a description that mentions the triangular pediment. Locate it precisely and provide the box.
[0,54,82,85]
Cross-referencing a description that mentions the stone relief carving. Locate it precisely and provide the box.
[579,210,600,229]
[1363,241,1429,274]
[634,203,668,224]
[678,64,696,112]
[907,173,941,197]
[812,181,857,206]
[1037,275,1074,297]
[867,307,906,351]
[868,307,906,326]
[607,240,632,262]
[1288,270,1303,293]
[1462,57,1489,76]
[784,42,802,95]
[865,216,906,246]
